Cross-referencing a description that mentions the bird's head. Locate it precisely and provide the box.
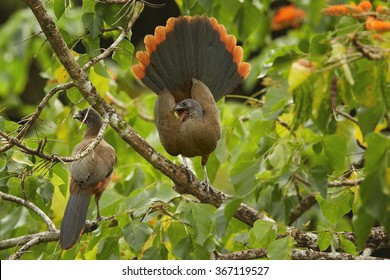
[73,108,102,128]
[175,99,203,122]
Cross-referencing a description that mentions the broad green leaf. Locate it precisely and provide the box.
[50,164,69,197]
[142,242,168,260]
[7,177,22,196]
[112,39,134,71]
[82,0,96,13]
[231,160,260,196]
[308,165,328,198]
[236,1,264,40]
[358,106,384,136]
[82,12,104,39]
[66,87,86,108]
[309,34,329,56]
[173,236,193,259]
[267,236,295,260]
[216,198,242,237]
[122,221,152,253]
[248,219,276,249]
[360,133,390,224]
[37,177,54,207]
[82,34,101,58]
[11,150,34,167]
[288,59,314,92]
[323,134,347,171]
[183,0,197,14]
[179,202,215,245]
[339,234,357,255]
[96,236,120,259]
[317,229,333,251]
[90,66,109,94]
[352,206,375,246]
[54,0,68,20]
[316,191,353,225]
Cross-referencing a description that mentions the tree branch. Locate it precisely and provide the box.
[0,191,56,232]
[0,82,74,153]
[0,113,109,163]
[213,247,385,260]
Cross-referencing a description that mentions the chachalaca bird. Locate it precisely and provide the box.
[132,15,251,187]
[60,109,116,250]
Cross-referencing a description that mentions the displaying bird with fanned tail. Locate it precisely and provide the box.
[132,15,250,188]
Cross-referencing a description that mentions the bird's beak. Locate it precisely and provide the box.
[73,111,83,120]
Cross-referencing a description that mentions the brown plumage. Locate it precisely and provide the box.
[131,16,250,187]
[60,109,116,250]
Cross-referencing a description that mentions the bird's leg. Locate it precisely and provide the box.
[201,155,211,192]
[181,155,189,169]
[95,196,102,221]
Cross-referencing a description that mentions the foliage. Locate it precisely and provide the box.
[0,0,389,260]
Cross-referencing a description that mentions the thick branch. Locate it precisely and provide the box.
[213,248,385,260]
[0,191,56,232]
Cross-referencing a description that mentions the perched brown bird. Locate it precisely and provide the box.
[60,109,116,250]
[132,16,250,187]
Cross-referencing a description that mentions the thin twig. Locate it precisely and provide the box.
[0,82,74,153]
[0,114,109,164]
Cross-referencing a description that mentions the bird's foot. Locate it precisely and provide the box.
[95,214,104,222]
[201,178,211,193]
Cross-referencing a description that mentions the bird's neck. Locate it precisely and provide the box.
[84,125,101,138]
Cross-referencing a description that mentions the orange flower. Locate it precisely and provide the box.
[324,4,349,16]
[376,5,389,15]
[366,16,390,33]
[271,5,305,31]
[358,1,372,12]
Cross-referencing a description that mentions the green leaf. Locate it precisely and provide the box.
[216,198,242,237]
[236,1,264,40]
[360,133,390,223]
[231,160,260,196]
[122,221,152,253]
[173,236,193,259]
[7,177,22,196]
[96,236,120,259]
[316,191,353,225]
[50,164,69,197]
[183,0,197,14]
[82,0,96,13]
[82,12,103,39]
[323,134,347,171]
[339,234,357,255]
[179,202,215,245]
[308,165,328,198]
[317,229,333,251]
[112,39,134,71]
[248,219,276,249]
[11,150,34,167]
[352,206,375,246]
[142,242,168,260]
[357,106,384,136]
[66,87,86,108]
[54,0,68,20]
[82,34,101,58]
[0,156,6,172]
[267,236,295,260]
